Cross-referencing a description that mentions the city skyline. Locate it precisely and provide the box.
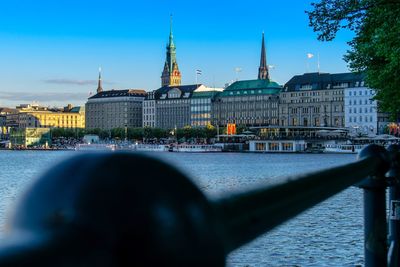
[0,0,354,107]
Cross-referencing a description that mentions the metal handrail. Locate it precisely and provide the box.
[0,144,396,267]
[214,147,387,253]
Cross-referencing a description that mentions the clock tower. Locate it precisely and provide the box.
[161,15,182,87]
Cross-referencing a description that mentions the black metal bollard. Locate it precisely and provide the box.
[358,145,390,267]
[0,153,226,267]
[386,144,400,267]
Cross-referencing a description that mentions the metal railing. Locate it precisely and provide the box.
[0,144,398,266]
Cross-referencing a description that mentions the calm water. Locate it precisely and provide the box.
[0,151,362,266]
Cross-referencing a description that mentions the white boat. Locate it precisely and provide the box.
[170,144,222,153]
[75,143,116,151]
[324,144,366,154]
[130,144,168,152]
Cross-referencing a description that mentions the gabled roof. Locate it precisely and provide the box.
[283,72,366,92]
[154,84,202,100]
[89,89,147,99]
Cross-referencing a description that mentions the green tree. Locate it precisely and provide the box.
[86,128,101,136]
[205,124,217,139]
[99,130,110,139]
[307,0,400,118]
[127,127,144,140]
[76,128,86,138]
[111,128,125,139]
[152,128,169,139]
[236,124,248,134]
[50,128,64,138]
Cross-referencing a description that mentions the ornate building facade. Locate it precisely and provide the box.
[211,33,282,127]
[8,104,85,129]
[161,17,181,87]
[154,84,201,129]
[279,72,359,128]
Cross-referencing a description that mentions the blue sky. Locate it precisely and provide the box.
[0,0,354,107]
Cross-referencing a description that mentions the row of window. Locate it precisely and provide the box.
[191,106,211,112]
[286,90,343,98]
[217,118,278,125]
[349,107,375,114]
[348,116,374,123]
[348,99,374,105]
[191,98,211,104]
[348,89,373,96]
[143,115,155,121]
[191,114,211,119]
[158,100,190,104]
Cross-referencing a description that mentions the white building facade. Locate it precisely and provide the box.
[344,83,378,135]
[142,90,156,128]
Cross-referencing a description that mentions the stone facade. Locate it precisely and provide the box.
[154,85,201,129]
[212,80,281,127]
[85,89,146,130]
[278,73,364,128]
[211,33,281,127]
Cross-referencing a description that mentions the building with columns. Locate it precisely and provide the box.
[279,72,360,128]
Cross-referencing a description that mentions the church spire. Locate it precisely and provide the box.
[161,15,181,87]
[258,32,270,80]
[97,67,103,93]
[169,14,174,48]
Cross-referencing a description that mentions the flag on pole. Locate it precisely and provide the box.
[307,53,314,59]
[196,69,202,75]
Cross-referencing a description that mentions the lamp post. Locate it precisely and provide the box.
[124,125,127,142]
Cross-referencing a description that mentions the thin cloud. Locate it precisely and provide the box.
[0,91,89,102]
[43,78,114,86]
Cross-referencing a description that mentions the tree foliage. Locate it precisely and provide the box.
[51,128,86,138]
[307,0,400,118]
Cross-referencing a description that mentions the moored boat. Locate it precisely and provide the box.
[75,143,116,151]
[324,144,365,154]
[130,144,169,152]
[170,144,222,153]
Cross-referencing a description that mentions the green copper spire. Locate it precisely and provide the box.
[161,15,181,87]
[165,14,177,73]
[169,14,174,48]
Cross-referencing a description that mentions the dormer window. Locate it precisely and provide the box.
[168,88,182,99]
